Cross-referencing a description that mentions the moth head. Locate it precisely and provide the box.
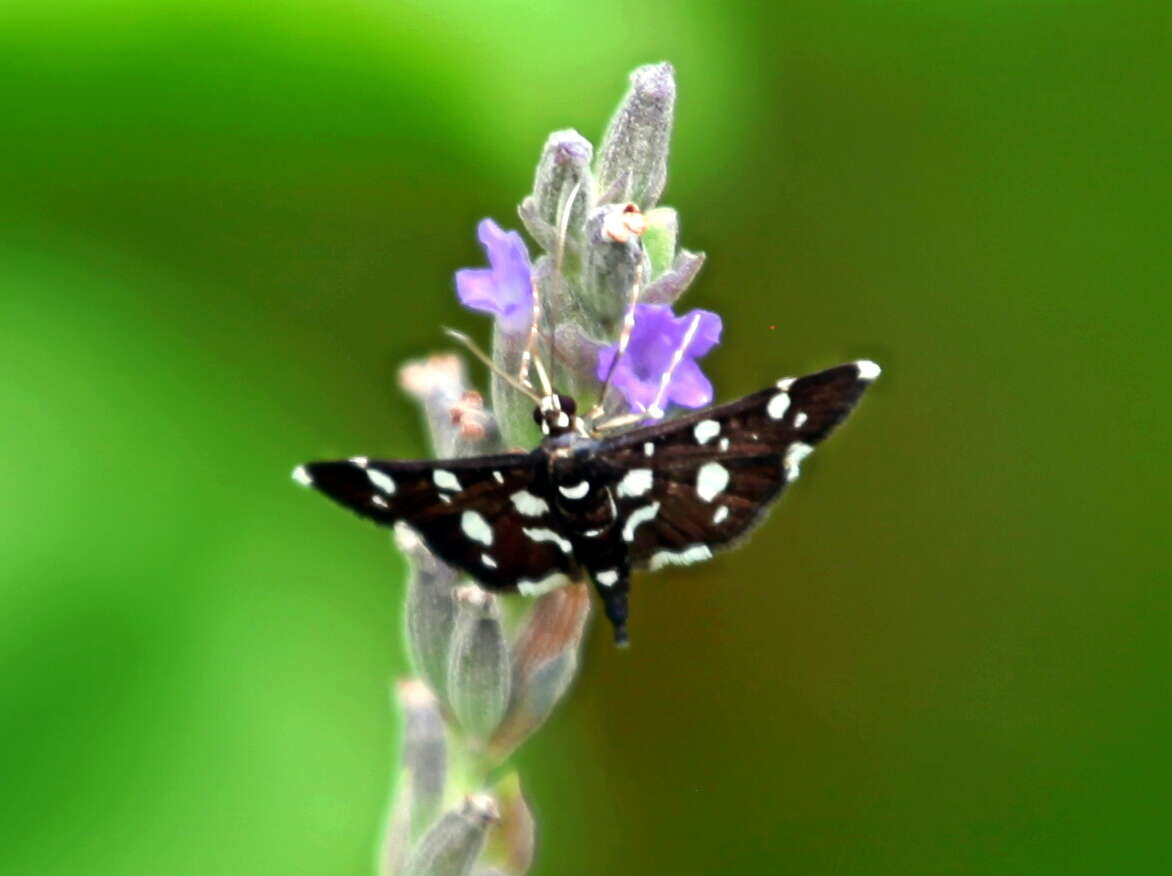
[533,394,577,437]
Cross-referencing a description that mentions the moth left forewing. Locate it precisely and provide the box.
[298,453,575,593]
[300,453,528,522]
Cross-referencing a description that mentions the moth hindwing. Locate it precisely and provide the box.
[296,360,880,643]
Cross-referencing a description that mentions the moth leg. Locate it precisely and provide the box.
[590,565,632,647]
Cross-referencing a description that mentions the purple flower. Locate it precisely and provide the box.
[455,219,533,333]
[596,304,722,413]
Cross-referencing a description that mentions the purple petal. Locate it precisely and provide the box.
[595,303,723,414]
[595,345,618,383]
[454,219,533,333]
[665,357,714,408]
[624,305,680,377]
[455,268,504,317]
[611,363,660,411]
[477,219,530,286]
[681,309,722,358]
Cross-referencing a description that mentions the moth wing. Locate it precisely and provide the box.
[598,360,878,568]
[295,452,575,593]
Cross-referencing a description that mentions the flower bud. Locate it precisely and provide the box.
[447,586,512,742]
[397,679,447,836]
[479,773,535,876]
[490,583,591,758]
[639,206,677,279]
[401,524,460,700]
[642,248,706,307]
[548,321,604,411]
[399,355,501,458]
[582,204,650,333]
[596,62,676,209]
[520,129,594,255]
[401,794,500,876]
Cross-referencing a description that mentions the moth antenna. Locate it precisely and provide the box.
[518,273,543,391]
[442,327,543,405]
[520,272,555,398]
[531,352,554,398]
[590,259,644,421]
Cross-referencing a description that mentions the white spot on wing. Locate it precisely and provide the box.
[372,495,389,509]
[511,490,549,517]
[793,411,808,428]
[461,510,493,545]
[784,442,814,479]
[622,501,660,542]
[719,437,729,452]
[349,456,369,468]
[523,526,573,554]
[644,441,655,457]
[292,466,313,487]
[518,572,570,596]
[367,468,396,494]
[767,391,791,420]
[493,471,505,484]
[650,544,713,570]
[481,553,497,569]
[776,377,795,391]
[596,569,619,587]
[433,469,461,492]
[693,419,721,445]
[558,481,590,500]
[855,359,882,381]
[617,468,654,498]
[713,505,729,524]
[696,461,730,502]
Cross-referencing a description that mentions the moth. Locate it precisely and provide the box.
[294,358,880,644]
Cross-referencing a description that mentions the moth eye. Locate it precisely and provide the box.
[557,395,577,415]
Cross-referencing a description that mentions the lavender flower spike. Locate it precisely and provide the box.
[455,219,533,334]
[596,303,721,412]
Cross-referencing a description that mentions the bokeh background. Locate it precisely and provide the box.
[3,0,1169,873]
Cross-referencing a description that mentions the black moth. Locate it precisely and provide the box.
[294,360,879,644]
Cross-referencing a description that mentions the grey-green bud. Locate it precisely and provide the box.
[397,679,447,837]
[639,206,677,279]
[520,129,594,255]
[479,773,535,876]
[642,248,706,307]
[399,355,501,459]
[581,203,650,334]
[490,584,591,759]
[596,62,676,209]
[447,586,512,742]
[401,794,500,876]
[401,525,459,700]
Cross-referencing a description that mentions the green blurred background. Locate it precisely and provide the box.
[3,0,1169,873]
